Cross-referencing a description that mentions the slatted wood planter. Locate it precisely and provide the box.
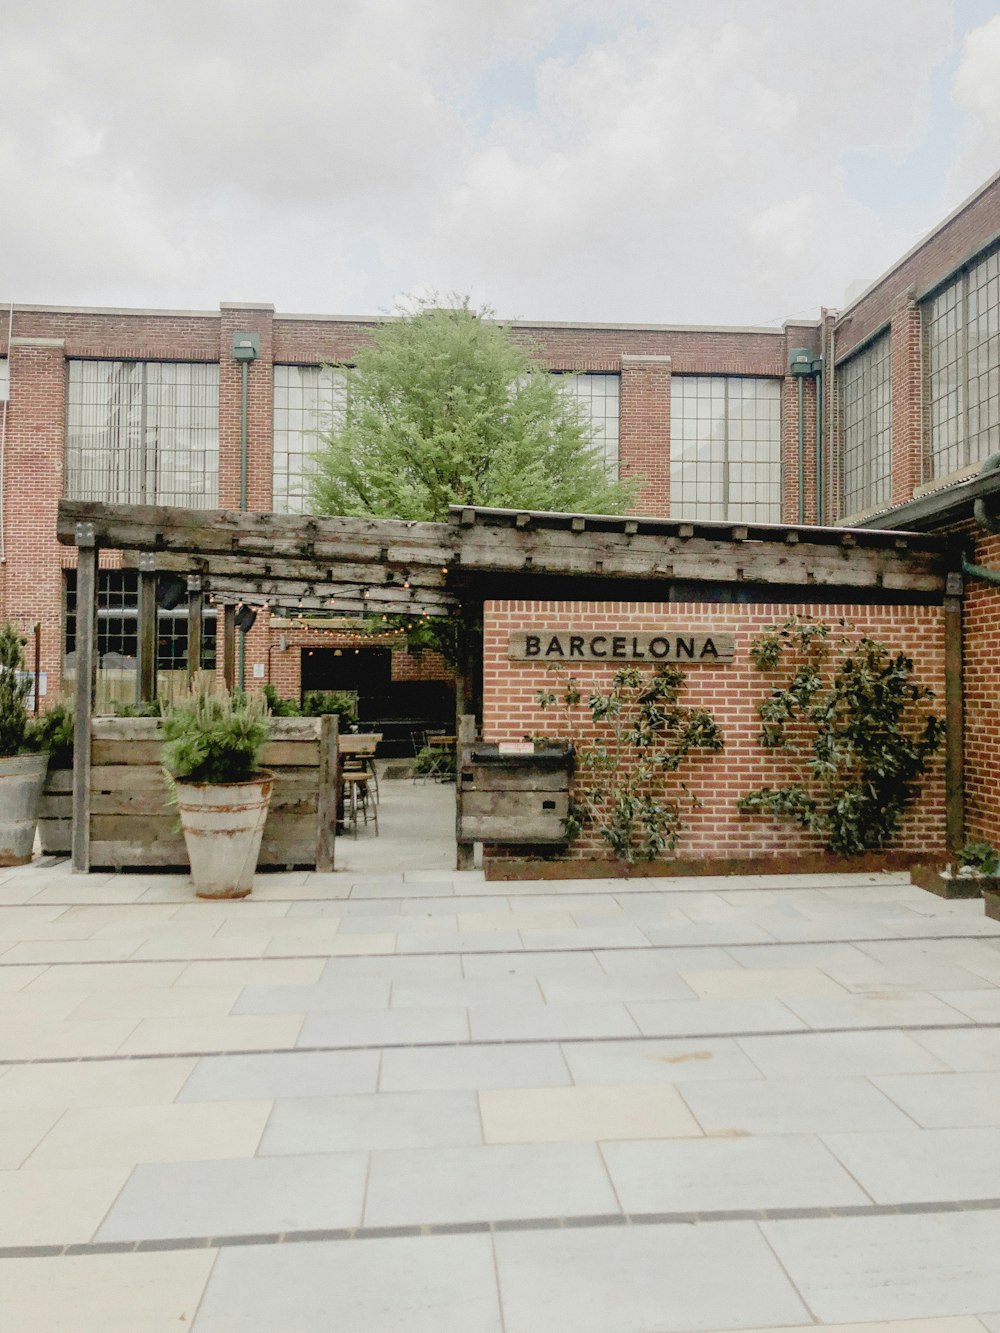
[458,744,573,845]
[79,715,338,871]
[38,768,73,856]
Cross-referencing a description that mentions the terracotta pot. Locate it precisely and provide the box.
[175,771,273,900]
[0,753,49,866]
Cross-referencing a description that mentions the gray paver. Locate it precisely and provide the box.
[363,1141,618,1225]
[379,1042,572,1091]
[233,979,391,1013]
[298,1006,469,1047]
[97,1151,369,1240]
[678,1075,917,1135]
[260,1090,483,1154]
[494,1220,809,1332]
[628,996,805,1036]
[873,1071,1000,1127]
[192,1234,502,1332]
[763,1210,1000,1323]
[822,1126,1000,1203]
[910,1027,1000,1071]
[603,1133,869,1212]
[737,1029,949,1078]
[562,1036,765,1086]
[177,1050,380,1102]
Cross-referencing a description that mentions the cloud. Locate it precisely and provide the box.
[0,0,981,322]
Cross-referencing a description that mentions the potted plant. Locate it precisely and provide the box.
[913,839,1000,903]
[0,623,48,865]
[161,691,272,900]
[26,700,74,856]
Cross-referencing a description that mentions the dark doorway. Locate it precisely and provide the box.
[300,647,455,756]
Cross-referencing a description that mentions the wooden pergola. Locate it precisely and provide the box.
[57,498,959,871]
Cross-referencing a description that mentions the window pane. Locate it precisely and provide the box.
[65,361,219,507]
[838,330,892,516]
[669,376,781,522]
[556,373,620,477]
[272,366,348,514]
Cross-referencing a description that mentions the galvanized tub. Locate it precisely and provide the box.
[174,771,273,899]
[0,752,50,865]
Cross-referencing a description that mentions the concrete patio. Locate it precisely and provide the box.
[3,808,1000,1329]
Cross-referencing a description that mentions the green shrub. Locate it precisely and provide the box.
[25,701,74,768]
[0,623,31,758]
[112,699,163,718]
[262,684,300,717]
[162,692,270,784]
[959,839,999,876]
[302,690,358,725]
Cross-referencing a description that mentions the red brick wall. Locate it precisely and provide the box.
[890,298,923,505]
[483,599,947,863]
[833,172,1000,362]
[219,304,273,513]
[619,356,671,514]
[964,532,1000,847]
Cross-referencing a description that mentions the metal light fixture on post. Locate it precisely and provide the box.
[232,331,259,690]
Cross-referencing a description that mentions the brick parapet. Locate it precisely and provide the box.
[218,306,274,513]
[890,297,923,504]
[619,356,670,516]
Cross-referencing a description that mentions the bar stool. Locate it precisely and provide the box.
[342,766,378,837]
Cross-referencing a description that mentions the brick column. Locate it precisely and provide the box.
[619,354,671,516]
[218,303,274,513]
[781,375,818,525]
[890,295,923,505]
[2,338,67,701]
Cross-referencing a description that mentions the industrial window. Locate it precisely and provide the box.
[557,372,620,476]
[669,376,782,522]
[925,242,1000,478]
[63,569,216,671]
[838,331,892,516]
[273,365,348,514]
[66,361,219,506]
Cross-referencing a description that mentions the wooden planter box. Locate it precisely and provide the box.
[911,863,986,899]
[83,715,338,871]
[459,744,573,846]
[38,767,72,856]
[980,884,1000,921]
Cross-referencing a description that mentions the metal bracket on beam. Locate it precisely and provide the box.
[139,553,156,573]
[946,571,965,597]
[74,522,96,549]
[187,574,203,593]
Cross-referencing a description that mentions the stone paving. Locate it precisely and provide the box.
[3,787,1000,1327]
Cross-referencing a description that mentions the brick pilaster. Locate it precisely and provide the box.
[890,295,923,505]
[2,338,67,696]
[219,303,274,513]
[619,355,671,516]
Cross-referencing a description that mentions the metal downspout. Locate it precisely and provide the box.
[238,359,249,691]
[797,376,805,524]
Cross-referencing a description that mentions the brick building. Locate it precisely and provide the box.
[2,166,1000,849]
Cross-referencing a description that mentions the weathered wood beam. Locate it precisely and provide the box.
[186,575,203,686]
[204,577,456,615]
[120,550,449,592]
[137,554,157,704]
[222,604,236,692]
[71,524,97,873]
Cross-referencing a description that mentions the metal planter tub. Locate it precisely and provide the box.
[0,752,50,866]
[174,771,274,899]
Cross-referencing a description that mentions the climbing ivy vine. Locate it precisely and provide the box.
[537,664,724,864]
[737,616,944,856]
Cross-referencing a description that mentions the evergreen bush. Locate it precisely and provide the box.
[162,692,271,785]
[0,623,31,758]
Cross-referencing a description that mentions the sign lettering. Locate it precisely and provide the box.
[508,631,735,663]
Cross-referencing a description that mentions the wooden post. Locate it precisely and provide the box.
[186,575,203,688]
[944,572,965,855]
[456,712,477,871]
[137,554,157,705]
[222,603,236,692]
[316,712,339,872]
[72,524,97,873]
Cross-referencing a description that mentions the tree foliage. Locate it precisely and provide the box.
[310,298,638,523]
[538,665,724,864]
[0,623,30,758]
[737,617,944,856]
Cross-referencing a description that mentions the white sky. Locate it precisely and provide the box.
[3,0,1000,326]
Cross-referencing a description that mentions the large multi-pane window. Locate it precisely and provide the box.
[925,243,1000,478]
[64,570,216,671]
[838,331,892,516]
[669,376,782,522]
[272,365,348,514]
[558,372,620,476]
[66,361,219,506]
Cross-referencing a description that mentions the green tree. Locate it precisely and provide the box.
[309,298,640,694]
[310,297,637,522]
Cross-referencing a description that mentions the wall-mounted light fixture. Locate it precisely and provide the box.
[234,605,257,633]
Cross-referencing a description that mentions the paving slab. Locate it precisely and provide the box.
[763,1209,1000,1323]
[0,1165,131,1245]
[480,1082,702,1143]
[678,1074,916,1135]
[260,1090,483,1154]
[561,1036,766,1086]
[872,1071,1000,1127]
[379,1042,572,1091]
[494,1220,809,1333]
[603,1133,869,1212]
[363,1141,618,1226]
[177,1049,380,1101]
[192,1235,501,1333]
[823,1125,1000,1204]
[0,1250,218,1333]
[97,1151,369,1241]
[0,1056,197,1108]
